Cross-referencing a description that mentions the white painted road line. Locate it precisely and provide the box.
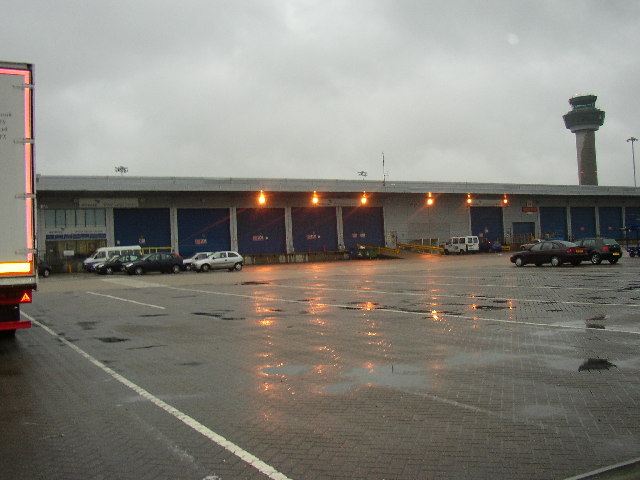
[86,291,166,310]
[166,285,640,336]
[22,312,294,480]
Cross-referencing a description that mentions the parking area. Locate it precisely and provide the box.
[2,253,640,479]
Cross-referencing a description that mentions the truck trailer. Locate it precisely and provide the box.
[0,61,36,335]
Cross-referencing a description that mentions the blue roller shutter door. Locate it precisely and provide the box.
[512,222,535,236]
[114,208,171,249]
[625,207,640,227]
[177,209,230,257]
[598,207,622,238]
[470,207,503,242]
[342,207,384,249]
[292,207,337,252]
[236,208,286,254]
[571,207,596,240]
[540,207,567,240]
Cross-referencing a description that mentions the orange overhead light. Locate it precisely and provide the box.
[426,192,434,206]
[258,190,266,205]
[361,192,368,205]
[312,191,319,205]
[467,193,472,205]
[503,194,509,205]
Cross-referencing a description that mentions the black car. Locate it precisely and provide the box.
[510,240,589,267]
[38,261,52,278]
[123,253,183,275]
[573,237,622,264]
[96,254,141,274]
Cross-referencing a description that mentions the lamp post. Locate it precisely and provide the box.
[628,137,638,187]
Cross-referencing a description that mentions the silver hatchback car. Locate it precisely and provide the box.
[193,251,244,272]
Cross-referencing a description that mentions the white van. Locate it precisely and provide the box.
[83,245,143,271]
[443,236,480,254]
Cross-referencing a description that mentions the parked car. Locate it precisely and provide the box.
[123,253,183,275]
[520,238,543,250]
[510,240,589,267]
[193,251,244,272]
[96,254,141,274]
[573,237,622,264]
[181,251,214,270]
[38,261,52,278]
[479,239,503,253]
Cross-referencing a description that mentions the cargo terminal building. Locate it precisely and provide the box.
[35,175,640,271]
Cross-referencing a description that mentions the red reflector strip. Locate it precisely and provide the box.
[0,320,31,331]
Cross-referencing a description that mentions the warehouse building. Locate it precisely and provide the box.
[35,175,640,271]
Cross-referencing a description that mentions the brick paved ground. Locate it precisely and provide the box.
[2,253,639,479]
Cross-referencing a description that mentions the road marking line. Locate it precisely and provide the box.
[165,286,640,336]
[372,279,620,292]
[21,312,293,480]
[86,291,166,310]
[268,283,640,309]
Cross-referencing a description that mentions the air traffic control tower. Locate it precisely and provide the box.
[563,94,605,185]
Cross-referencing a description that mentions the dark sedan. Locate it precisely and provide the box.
[510,240,589,267]
[123,253,183,275]
[573,237,622,264]
[96,254,141,274]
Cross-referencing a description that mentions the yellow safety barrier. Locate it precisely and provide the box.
[355,244,401,256]
[397,242,445,254]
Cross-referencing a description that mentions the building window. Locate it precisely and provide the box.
[44,208,106,227]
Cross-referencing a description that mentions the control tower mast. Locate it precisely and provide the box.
[563,94,605,186]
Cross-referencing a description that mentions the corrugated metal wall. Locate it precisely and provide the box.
[177,208,230,257]
[114,208,171,249]
[236,208,286,254]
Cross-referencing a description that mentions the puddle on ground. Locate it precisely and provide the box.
[585,314,606,329]
[241,281,272,286]
[322,364,426,393]
[97,337,129,343]
[261,365,313,376]
[192,312,245,321]
[177,361,203,367]
[138,314,168,318]
[126,344,167,350]
[77,321,98,330]
[579,358,617,372]
[471,305,511,311]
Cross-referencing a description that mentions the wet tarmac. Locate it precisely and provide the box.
[3,253,639,479]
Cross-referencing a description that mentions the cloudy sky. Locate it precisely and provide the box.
[4,1,640,186]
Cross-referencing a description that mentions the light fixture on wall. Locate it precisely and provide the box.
[258,190,266,205]
[426,192,434,206]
